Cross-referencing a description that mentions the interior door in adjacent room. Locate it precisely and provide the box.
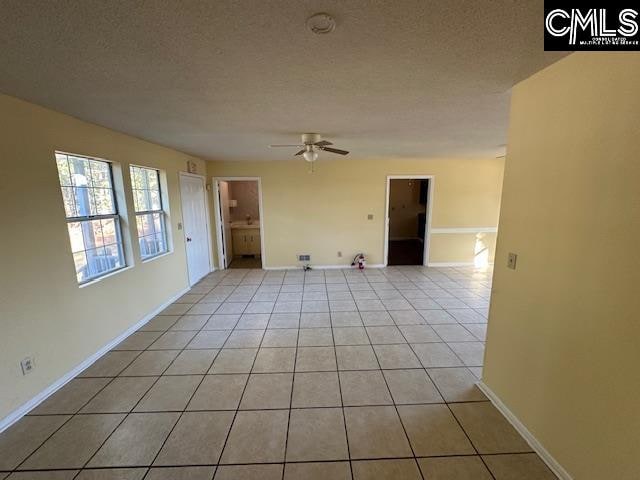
[217,180,233,268]
[179,173,211,285]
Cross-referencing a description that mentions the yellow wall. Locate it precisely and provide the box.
[206,158,503,267]
[0,94,205,420]
[483,53,640,479]
[428,232,496,265]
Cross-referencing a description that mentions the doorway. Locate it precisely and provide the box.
[214,177,264,269]
[179,173,212,285]
[384,176,433,266]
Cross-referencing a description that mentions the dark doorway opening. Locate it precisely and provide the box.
[387,179,429,266]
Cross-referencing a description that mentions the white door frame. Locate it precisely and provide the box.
[383,175,434,267]
[216,180,233,269]
[179,172,213,285]
[212,176,266,269]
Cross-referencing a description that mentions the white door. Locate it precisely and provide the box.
[179,174,211,285]
[218,181,233,268]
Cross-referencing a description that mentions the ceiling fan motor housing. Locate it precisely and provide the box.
[302,133,321,144]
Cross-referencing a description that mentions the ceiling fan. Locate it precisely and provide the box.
[269,133,349,162]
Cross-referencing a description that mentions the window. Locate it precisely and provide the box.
[130,165,168,260]
[55,152,126,284]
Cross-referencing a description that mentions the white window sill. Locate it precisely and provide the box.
[141,250,173,264]
[79,265,134,289]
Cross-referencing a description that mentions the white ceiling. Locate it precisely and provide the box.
[0,1,566,161]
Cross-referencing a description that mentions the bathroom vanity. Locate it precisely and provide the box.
[230,222,261,255]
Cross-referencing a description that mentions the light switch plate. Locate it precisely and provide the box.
[367,214,374,220]
[507,252,518,270]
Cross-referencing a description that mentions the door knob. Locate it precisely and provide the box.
[186,237,192,242]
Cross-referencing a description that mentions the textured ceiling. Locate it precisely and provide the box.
[0,1,566,161]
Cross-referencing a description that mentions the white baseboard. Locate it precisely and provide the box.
[316,263,386,270]
[476,382,572,480]
[0,286,190,434]
[263,264,386,271]
[263,262,491,270]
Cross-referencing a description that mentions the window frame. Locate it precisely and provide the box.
[129,164,169,261]
[55,151,128,285]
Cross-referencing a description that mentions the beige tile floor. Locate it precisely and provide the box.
[0,266,558,479]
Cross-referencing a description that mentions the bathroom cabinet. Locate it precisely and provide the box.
[232,228,261,255]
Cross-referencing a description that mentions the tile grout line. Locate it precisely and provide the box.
[3,266,496,477]
[201,267,255,480]
[424,365,497,479]
[40,398,489,416]
[212,270,273,476]
[204,267,264,479]
[12,321,170,474]
[0,450,540,473]
[13,365,142,474]
[356,297,426,480]
[394,323,484,479]
[330,301,355,480]
[280,286,300,480]
[75,273,231,479]
[139,295,238,480]
[404,332,497,480]
[14,310,188,476]
[111,335,486,351]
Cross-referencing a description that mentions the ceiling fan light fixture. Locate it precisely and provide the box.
[268,133,349,160]
[303,150,318,162]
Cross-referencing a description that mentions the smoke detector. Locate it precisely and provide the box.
[306,13,336,34]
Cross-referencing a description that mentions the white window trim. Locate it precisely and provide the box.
[78,265,134,289]
[130,164,169,261]
[55,151,129,285]
[141,250,172,264]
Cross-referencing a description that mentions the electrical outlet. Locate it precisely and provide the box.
[337,251,342,258]
[367,214,374,220]
[507,252,518,270]
[298,254,311,262]
[21,356,35,375]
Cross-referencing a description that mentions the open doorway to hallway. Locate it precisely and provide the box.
[214,178,264,269]
[385,177,431,266]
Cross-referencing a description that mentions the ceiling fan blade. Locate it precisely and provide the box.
[321,146,349,155]
[314,140,333,147]
[294,149,305,156]
[269,144,304,148]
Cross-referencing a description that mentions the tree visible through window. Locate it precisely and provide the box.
[130,165,168,260]
[55,152,126,283]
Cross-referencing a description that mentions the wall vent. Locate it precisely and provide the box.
[298,254,311,262]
